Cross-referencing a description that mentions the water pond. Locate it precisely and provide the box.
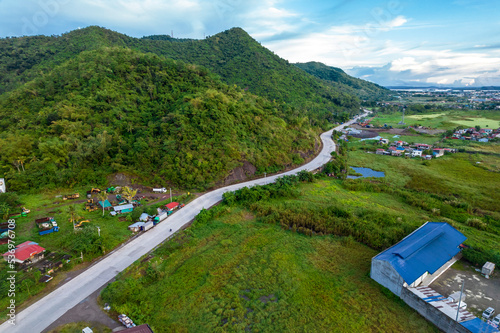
[347,167,385,179]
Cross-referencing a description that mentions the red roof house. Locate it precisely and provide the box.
[165,202,179,211]
[2,241,45,264]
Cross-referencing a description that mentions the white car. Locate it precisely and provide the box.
[492,314,500,328]
[483,307,495,320]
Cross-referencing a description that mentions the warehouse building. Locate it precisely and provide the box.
[371,222,466,297]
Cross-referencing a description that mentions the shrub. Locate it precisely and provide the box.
[466,218,487,231]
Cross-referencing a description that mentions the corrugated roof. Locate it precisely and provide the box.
[461,318,499,333]
[128,222,146,229]
[114,204,134,211]
[374,222,466,285]
[165,202,179,210]
[2,241,45,261]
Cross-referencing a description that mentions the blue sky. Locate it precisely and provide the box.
[1,0,499,87]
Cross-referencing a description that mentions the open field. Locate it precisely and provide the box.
[98,136,500,332]
[450,117,500,128]
[101,205,438,333]
[407,113,446,120]
[369,110,500,130]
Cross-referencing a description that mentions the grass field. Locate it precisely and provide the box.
[99,136,500,332]
[369,110,500,130]
[101,205,439,333]
[407,113,446,120]
[450,117,500,128]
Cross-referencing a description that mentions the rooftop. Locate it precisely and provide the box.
[2,241,45,262]
[374,222,466,285]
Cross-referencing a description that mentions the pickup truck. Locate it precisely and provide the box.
[39,226,59,236]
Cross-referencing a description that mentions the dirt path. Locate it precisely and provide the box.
[43,283,122,333]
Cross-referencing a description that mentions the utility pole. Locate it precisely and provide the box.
[170,188,172,203]
[455,280,465,322]
[97,226,100,237]
[264,172,266,184]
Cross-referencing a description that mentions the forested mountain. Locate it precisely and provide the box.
[0,26,364,126]
[0,48,318,191]
[295,62,389,101]
[0,26,378,192]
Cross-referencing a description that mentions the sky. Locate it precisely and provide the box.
[1,0,500,87]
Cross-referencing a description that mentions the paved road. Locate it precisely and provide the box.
[1,112,368,333]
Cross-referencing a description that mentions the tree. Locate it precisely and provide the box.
[475,125,481,132]
[68,205,77,229]
[97,192,109,216]
[120,186,137,204]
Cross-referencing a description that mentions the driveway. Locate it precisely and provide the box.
[431,262,500,317]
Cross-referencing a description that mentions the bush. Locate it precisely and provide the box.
[466,218,487,231]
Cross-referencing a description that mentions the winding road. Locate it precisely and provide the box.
[0,112,368,333]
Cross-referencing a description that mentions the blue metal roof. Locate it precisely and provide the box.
[374,222,466,285]
[461,318,499,333]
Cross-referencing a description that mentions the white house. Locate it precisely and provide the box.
[411,150,422,158]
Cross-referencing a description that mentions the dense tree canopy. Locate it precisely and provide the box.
[0,48,318,191]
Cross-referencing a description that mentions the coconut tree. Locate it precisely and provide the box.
[97,192,109,216]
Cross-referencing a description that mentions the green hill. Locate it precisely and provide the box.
[295,61,389,100]
[0,47,317,191]
[0,26,361,126]
[0,26,384,192]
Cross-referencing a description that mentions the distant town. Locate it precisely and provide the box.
[386,88,500,110]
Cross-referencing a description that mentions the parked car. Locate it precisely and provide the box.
[483,307,495,320]
[492,314,500,328]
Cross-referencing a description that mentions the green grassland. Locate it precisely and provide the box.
[345,149,500,260]
[369,110,500,130]
[450,116,500,128]
[100,143,500,331]
[101,205,438,333]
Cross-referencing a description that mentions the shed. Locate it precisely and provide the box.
[165,202,179,211]
[139,213,150,222]
[114,204,134,214]
[82,328,93,333]
[482,262,495,276]
[128,222,146,232]
[371,222,466,297]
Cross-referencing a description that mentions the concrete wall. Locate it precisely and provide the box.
[371,259,405,297]
[400,288,472,333]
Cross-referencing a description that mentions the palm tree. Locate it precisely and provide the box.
[68,204,77,226]
[120,186,137,204]
[97,192,109,216]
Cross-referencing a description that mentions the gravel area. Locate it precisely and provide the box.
[431,262,500,317]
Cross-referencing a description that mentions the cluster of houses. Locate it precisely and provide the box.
[127,201,183,233]
[375,140,457,159]
[449,127,500,142]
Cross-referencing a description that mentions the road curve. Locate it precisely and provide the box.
[1,112,368,333]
